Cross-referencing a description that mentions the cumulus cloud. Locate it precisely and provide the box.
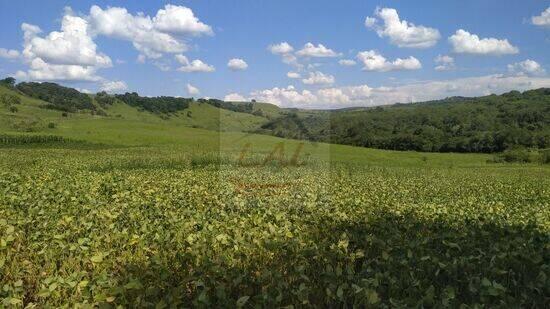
[449,29,519,55]
[508,59,545,76]
[100,80,128,93]
[88,4,211,60]
[17,17,111,82]
[268,42,294,54]
[296,43,340,57]
[338,59,356,66]
[152,4,213,36]
[186,83,200,95]
[227,58,248,71]
[23,15,111,67]
[224,92,247,102]
[175,54,215,73]
[0,48,20,59]
[365,7,440,48]
[287,71,301,79]
[357,50,421,72]
[268,42,303,68]
[250,85,316,106]
[302,71,335,85]
[532,7,550,27]
[434,55,455,71]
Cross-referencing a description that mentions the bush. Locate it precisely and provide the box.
[539,149,550,164]
[61,112,68,117]
[9,106,18,113]
[498,147,531,163]
[1,93,21,106]
[48,122,56,129]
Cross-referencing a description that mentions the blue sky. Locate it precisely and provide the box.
[0,1,549,108]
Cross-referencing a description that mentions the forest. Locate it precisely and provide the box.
[258,89,550,153]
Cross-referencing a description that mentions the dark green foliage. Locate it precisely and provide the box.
[198,98,255,114]
[47,122,56,129]
[498,146,531,163]
[0,77,16,88]
[16,82,94,112]
[95,91,116,107]
[539,149,550,164]
[0,134,65,145]
[260,89,550,153]
[115,92,191,114]
[9,106,18,113]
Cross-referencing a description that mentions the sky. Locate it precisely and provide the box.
[0,0,549,108]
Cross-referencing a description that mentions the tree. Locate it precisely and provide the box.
[0,77,16,88]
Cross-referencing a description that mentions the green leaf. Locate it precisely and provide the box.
[90,254,104,263]
[366,289,379,304]
[236,296,250,307]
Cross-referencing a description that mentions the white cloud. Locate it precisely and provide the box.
[175,54,215,73]
[17,15,112,82]
[250,85,316,106]
[338,59,356,66]
[357,50,421,72]
[365,7,440,48]
[532,7,550,27]
[186,83,200,95]
[268,42,303,68]
[508,59,545,76]
[0,48,20,59]
[88,5,211,60]
[302,71,335,85]
[224,92,246,102]
[268,42,294,54]
[23,15,111,67]
[296,43,340,57]
[227,58,248,71]
[77,88,92,94]
[448,29,519,55]
[287,71,301,79]
[152,4,213,36]
[434,54,455,71]
[240,74,550,108]
[317,88,350,103]
[100,80,127,93]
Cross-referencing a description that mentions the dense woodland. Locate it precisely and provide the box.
[258,89,550,153]
[16,82,95,112]
[114,92,192,114]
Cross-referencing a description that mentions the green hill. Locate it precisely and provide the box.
[257,89,550,153]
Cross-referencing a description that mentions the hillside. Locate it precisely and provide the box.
[257,89,550,153]
[1,78,549,154]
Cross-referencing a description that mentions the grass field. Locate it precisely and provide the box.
[1,86,549,307]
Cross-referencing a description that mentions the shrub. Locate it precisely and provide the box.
[48,122,56,129]
[61,112,68,117]
[498,147,531,163]
[539,149,550,164]
[9,106,18,113]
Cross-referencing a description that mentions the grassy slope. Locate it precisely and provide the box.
[2,85,547,169]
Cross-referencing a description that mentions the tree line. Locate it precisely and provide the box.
[258,89,550,153]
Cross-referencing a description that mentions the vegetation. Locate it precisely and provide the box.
[0,94,21,107]
[0,148,548,307]
[0,79,549,306]
[259,89,550,153]
[199,98,255,115]
[115,92,192,114]
[94,91,116,108]
[16,82,95,112]
[0,134,65,145]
